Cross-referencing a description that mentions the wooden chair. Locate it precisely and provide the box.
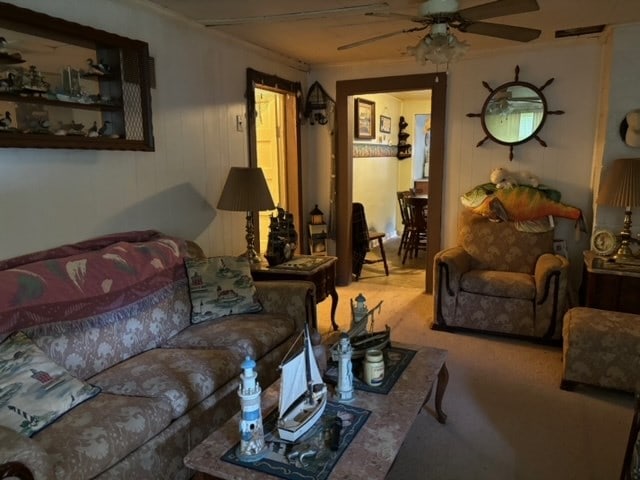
[396,191,412,256]
[352,202,389,280]
[402,196,428,264]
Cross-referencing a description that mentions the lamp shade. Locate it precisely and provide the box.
[217,167,275,212]
[597,158,640,207]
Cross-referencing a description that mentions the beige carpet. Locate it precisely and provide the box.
[316,237,634,480]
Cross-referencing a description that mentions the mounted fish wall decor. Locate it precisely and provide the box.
[461,168,585,235]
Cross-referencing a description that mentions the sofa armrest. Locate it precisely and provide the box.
[254,280,316,332]
[0,427,54,479]
[534,253,569,338]
[434,246,472,295]
[534,253,568,303]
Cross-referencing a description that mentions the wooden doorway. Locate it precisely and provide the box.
[335,73,447,292]
[246,69,303,254]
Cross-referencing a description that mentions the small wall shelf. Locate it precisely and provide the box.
[397,116,412,159]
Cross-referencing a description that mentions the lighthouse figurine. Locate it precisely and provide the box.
[334,333,354,402]
[237,356,267,461]
[350,293,368,331]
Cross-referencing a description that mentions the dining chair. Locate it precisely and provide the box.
[396,191,412,256]
[352,202,389,280]
[402,196,428,265]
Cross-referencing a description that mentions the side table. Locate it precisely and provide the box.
[580,250,640,314]
[251,255,339,331]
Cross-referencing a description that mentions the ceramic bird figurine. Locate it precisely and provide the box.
[54,122,67,136]
[88,121,99,137]
[0,73,14,92]
[86,58,110,75]
[0,111,12,129]
[98,120,111,136]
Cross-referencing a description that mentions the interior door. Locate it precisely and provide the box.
[246,69,303,256]
[255,88,284,249]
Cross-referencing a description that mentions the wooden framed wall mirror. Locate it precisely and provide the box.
[468,65,564,160]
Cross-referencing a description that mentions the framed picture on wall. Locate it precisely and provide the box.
[379,115,391,134]
[355,98,375,139]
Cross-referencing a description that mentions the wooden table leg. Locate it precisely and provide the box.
[434,363,448,424]
[329,286,339,331]
[421,362,448,424]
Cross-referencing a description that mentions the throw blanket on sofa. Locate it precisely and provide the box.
[0,230,188,339]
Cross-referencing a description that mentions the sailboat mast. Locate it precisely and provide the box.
[303,323,313,398]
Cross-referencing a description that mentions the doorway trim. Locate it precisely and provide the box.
[246,68,304,252]
[335,73,447,292]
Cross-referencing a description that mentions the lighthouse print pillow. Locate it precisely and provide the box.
[0,331,101,437]
[185,256,262,324]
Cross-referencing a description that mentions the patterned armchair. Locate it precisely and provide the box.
[432,209,569,341]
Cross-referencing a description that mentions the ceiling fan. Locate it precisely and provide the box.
[337,0,542,52]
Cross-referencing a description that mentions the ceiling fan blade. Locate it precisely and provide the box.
[459,21,541,42]
[337,26,426,50]
[366,12,415,21]
[458,0,539,22]
[202,2,389,26]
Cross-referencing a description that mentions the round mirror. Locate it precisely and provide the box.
[480,81,547,146]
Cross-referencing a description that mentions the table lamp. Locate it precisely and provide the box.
[596,157,640,263]
[217,167,275,263]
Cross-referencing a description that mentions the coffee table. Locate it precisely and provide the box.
[184,344,448,480]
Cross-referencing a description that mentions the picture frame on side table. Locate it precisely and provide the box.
[355,98,375,139]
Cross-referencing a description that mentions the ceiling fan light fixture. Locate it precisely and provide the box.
[407,26,468,66]
[419,0,459,16]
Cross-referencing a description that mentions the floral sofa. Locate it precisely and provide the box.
[0,231,314,479]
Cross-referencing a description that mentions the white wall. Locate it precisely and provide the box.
[0,0,308,260]
[352,93,401,237]
[310,38,604,287]
[592,24,640,234]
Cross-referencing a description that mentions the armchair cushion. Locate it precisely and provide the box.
[459,209,554,273]
[460,270,535,300]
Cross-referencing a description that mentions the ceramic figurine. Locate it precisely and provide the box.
[0,72,15,92]
[334,333,354,403]
[98,121,111,136]
[237,356,267,462]
[265,208,298,266]
[351,293,368,331]
[88,121,99,137]
[86,58,110,75]
[0,111,12,130]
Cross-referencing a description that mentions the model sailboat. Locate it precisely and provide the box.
[331,294,389,360]
[277,323,327,442]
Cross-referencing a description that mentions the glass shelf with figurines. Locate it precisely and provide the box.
[0,1,154,151]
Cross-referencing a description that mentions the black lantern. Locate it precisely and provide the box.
[309,204,325,225]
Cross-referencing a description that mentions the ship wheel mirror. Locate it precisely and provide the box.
[467,66,565,161]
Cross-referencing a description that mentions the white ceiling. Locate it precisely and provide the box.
[143,0,640,66]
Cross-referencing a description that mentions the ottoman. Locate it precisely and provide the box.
[561,307,640,393]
